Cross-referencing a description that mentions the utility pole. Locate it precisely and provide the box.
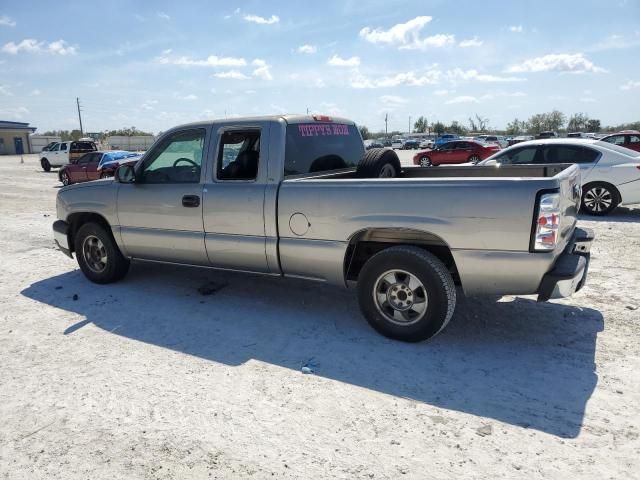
[76,97,84,135]
[384,113,388,136]
[306,107,309,115]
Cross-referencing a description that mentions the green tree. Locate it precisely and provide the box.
[567,113,589,132]
[432,121,446,135]
[468,114,489,132]
[506,118,528,135]
[547,110,566,132]
[358,125,371,140]
[413,116,429,133]
[448,121,466,135]
[585,119,601,132]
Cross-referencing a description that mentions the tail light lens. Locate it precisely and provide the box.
[533,192,561,251]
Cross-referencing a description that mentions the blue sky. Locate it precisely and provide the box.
[1,0,639,133]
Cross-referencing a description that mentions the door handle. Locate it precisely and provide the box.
[182,195,200,207]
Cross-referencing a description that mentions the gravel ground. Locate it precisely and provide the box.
[1,154,639,479]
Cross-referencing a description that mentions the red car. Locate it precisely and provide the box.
[59,150,141,186]
[413,140,500,167]
[599,131,640,153]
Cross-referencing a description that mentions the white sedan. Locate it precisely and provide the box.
[479,138,640,215]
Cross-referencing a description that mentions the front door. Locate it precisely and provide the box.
[202,125,270,273]
[84,153,102,181]
[67,153,91,182]
[14,137,24,155]
[117,128,209,265]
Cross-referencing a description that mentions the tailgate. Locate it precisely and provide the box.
[555,164,581,250]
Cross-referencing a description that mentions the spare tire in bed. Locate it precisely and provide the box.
[357,148,401,178]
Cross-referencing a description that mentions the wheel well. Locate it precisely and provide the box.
[66,213,112,253]
[344,229,460,285]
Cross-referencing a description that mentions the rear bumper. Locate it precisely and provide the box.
[537,227,594,301]
[53,220,73,258]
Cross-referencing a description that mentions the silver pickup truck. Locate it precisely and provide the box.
[53,115,594,342]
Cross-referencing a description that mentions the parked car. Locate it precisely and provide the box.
[434,133,460,146]
[403,139,420,150]
[567,132,584,138]
[479,139,640,215]
[378,138,392,147]
[475,135,508,148]
[365,139,384,150]
[413,140,500,166]
[508,135,534,146]
[391,138,405,149]
[40,140,98,171]
[419,139,434,149]
[536,131,558,139]
[58,150,141,186]
[599,131,640,153]
[53,114,594,342]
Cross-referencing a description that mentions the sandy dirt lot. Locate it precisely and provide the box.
[1,154,639,479]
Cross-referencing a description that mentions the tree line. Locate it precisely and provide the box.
[359,112,640,139]
[40,126,153,141]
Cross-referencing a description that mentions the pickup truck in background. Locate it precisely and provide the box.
[53,115,594,342]
[40,140,97,171]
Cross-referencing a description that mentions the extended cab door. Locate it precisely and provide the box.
[116,128,209,265]
[201,123,271,273]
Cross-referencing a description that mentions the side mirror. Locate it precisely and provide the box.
[115,164,136,183]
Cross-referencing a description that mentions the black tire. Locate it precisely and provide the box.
[468,154,481,164]
[357,246,456,342]
[357,148,401,178]
[41,158,51,172]
[60,169,71,186]
[419,156,431,167]
[74,222,130,284]
[100,171,111,179]
[581,182,620,216]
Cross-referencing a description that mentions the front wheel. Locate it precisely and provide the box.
[60,169,71,186]
[468,154,481,164]
[74,222,130,284]
[41,158,51,172]
[581,182,619,216]
[357,246,456,342]
[419,157,431,167]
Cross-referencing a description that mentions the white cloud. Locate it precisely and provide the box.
[0,106,29,119]
[1,38,76,55]
[359,16,454,50]
[434,89,448,96]
[459,37,483,47]
[214,70,250,80]
[620,80,640,90]
[157,12,170,20]
[445,96,479,104]
[297,44,317,54]
[176,94,197,101]
[580,97,596,103]
[29,89,41,96]
[379,95,408,106]
[319,102,343,116]
[506,53,605,73]
[157,53,246,67]
[0,15,16,27]
[141,99,158,110]
[509,25,523,33]
[243,14,279,25]
[0,84,12,96]
[252,58,273,80]
[327,54,360,67]
[447,68,525,82]
[350,70,441,88]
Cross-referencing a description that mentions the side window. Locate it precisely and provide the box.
[51,144,60,151]
[543,146,599,164]
[77,154,92,164]
[496,146,538,164]
[629,135,640,144]
[217,130,260,181]
[60,143,68,151]
[603,135,625,145]
[440,142,455,150]
[139,129,205,184]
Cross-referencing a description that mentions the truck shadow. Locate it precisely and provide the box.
[21,262,603,439]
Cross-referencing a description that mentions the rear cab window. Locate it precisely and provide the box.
[284,121,364,177]
[70,141,97,152]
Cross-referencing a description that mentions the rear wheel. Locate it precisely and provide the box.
[100,171,111,179]
[357,148,401,178]
[468,154,481,164]
[41,158,51,172]
[357,246,456,342]
[581,182,619,216]
[74,222,130,284]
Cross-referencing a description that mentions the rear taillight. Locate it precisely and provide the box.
[533,192,561,251]
[313,115,332,122]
